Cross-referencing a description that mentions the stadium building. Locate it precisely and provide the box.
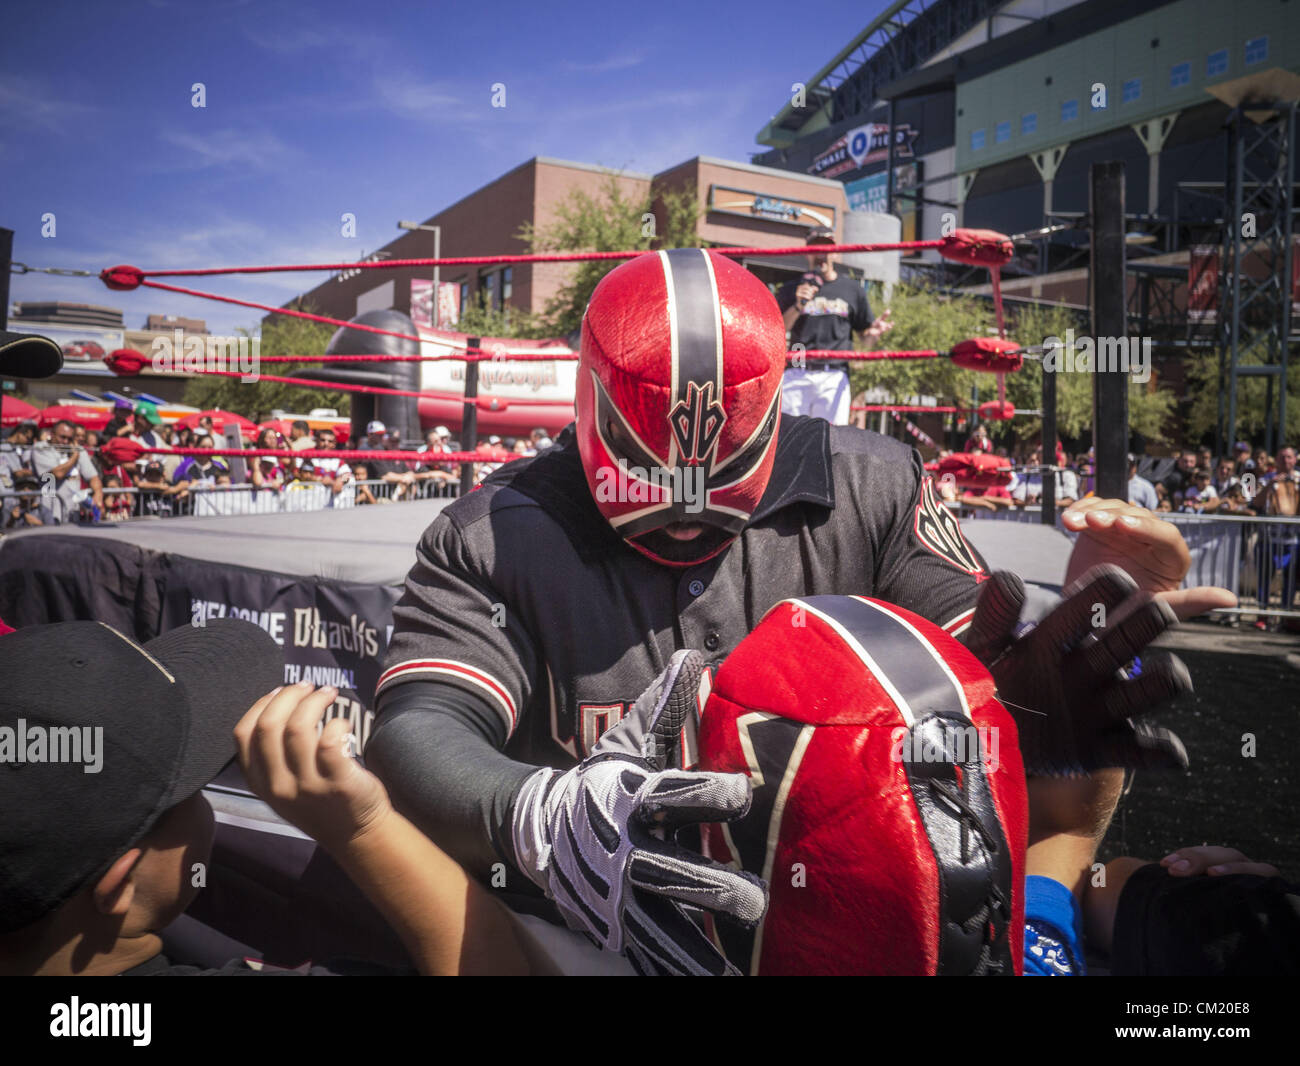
[752,0,1300,447]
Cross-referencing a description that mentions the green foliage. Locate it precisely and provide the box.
[849,281,1173,448]
[1184,341,1300,446]
[453,298,548,341]
[181,311,348,422]
[518,174,702,336]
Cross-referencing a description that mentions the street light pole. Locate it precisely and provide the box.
[398,220,442,327]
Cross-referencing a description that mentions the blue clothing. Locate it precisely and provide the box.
[1023,874,1086,976]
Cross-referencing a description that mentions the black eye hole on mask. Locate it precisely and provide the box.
[604,417,646,469]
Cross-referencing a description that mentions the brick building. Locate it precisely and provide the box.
[283,155,851,329]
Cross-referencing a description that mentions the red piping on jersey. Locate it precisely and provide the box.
[941,608,976,635]
[377,659,517,731]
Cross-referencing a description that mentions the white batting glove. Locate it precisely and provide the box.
[510,650,766,975]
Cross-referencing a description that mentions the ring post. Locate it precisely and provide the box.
[459,337,480,497]
[1041,355,1057,525]
[1091,161,1129,501]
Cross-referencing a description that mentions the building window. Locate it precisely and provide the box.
[1170,61,1190,88]
[1061,99,1079,122]
[1021,112,1037,135]
[458,281,470,314]
[501,267,513,307]
[995,120,1011,143]
[1122,78,1142,103]
[1245,36,1268,65]
[1207,49,1228,77]
[482,271,498,310]
[971,128,985,151]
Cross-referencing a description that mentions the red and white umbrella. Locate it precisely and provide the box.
[36,403,112,431]
[175,409,258,438]
[1,396,39,427]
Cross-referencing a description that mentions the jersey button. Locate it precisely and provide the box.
[688,579,705,597]
[704,631,720,651]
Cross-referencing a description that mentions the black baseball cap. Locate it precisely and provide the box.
[0,618,283,933]
[1111,862,1300,975]
[0,331,63,379]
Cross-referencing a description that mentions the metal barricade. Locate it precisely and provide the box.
[1,489,68,528]
[964,506,1300,616]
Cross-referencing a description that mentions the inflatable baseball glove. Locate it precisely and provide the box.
[965,564,1192,776]
[510,650,767,975]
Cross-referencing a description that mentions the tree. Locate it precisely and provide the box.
[1184,342,1300,447]
[452,298,546,342]
[848,281,1173,450]
[181,310,349,422]
[518,174,702,336]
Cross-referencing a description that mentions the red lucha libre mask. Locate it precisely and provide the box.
[576,249,786,567]
[696,595,1028,976]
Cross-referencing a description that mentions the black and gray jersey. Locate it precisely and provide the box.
[378,415,988,770]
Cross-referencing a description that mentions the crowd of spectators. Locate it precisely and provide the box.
[940,431,1300,519]
[0,401,556,528]
[936,432,1300,629]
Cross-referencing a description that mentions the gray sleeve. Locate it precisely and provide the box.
[365,680,541,885]
[31,444,59,479]
[379,509,539,741]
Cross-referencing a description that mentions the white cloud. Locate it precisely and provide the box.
[239,21,385,56]
[561,52,646,74]
[372,74,470,120]
[0,77,98,135]
[154,127,296,172]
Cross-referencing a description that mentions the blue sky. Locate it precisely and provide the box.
[1,0,889,335]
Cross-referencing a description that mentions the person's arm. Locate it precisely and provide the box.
[1056,470,1078,508]
[1083,846,1281,956]
[1027,771,1126,901]
[236,684,534,975]
[366,510,545,883]
[871,448,988,635]
[366,683,539,881]
[35,445,78,482]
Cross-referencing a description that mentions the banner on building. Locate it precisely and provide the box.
[707,185,836,229]
[844,165,918,214]
[412,279,461,329]
[4,324,124,371]
[411,279,433,329]
[1188,245,1219,322]
[437,281,459,328]
[1293,236,1300,316]
[809,123,919,179]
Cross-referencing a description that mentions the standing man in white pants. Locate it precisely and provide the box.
[776,227,893,424]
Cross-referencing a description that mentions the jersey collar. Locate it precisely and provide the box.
[746,414,835,524]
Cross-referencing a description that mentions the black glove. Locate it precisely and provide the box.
[966,564,1192,776]
[511,650,767,975]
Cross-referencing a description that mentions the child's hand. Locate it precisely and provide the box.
[235,682,391,851]
[1160,845,1279,878]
